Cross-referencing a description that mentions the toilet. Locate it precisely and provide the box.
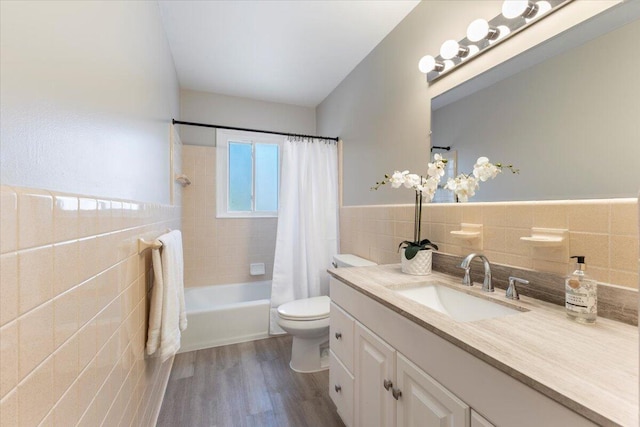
[277,254,377,373]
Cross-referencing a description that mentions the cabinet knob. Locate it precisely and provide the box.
[383,379,393,391]
[335,332,342,340]
[334,384,342,393]
[391,388,402,400]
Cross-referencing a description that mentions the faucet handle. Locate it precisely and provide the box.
[506,276,529,300]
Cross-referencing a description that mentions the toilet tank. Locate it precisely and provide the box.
[332,254,377,268]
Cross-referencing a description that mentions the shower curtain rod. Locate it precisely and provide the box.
[172,119,339,142]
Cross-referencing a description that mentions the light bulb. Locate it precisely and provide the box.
[466,18,500,42]
[441,40,466,60]
[467,19,489,42]
[418,55,444,73]
[502,0,537,19]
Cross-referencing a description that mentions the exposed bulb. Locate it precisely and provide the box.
[502,0,537,19]
[466,18,500,42]
[418,55,443,73]
[440,39,468,60]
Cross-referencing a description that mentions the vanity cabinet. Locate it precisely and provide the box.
[355,323,470,427]
[329,277,596,427]
[330,300,473,427]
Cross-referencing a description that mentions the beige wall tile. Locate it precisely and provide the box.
[610,201,638,236]
[0,187,18,254]
[17,189,53,250]
[503,205,534,229]
[78,321,97,372]
[78,198,98,238]
[569,232,610,269]
[505,228,531,257]
[53,335,78,402]
[532,204,567,229]
[0,254,18,326]
[567,202,609,234]
[96,199,112,234]
[484,226,506,252]
[53,195,79,243]
[609,270,639,288]
[0,321,18,399]
[53,289,79,348]
[481,204,506,226]
[53,381,79,427]
[18,245,54,314]
[53,240,79,296]
[18,355,53,427]
[0,389,18,427]
[18,301,54,380]
[610,235,639,272]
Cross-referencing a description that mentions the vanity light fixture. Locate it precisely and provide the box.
[418,0,572,83]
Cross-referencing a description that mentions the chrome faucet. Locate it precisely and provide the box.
[460,253,493,292]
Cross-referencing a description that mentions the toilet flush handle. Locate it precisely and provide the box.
[335,332,342,340]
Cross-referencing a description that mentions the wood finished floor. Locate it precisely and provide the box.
[157,335,345,427]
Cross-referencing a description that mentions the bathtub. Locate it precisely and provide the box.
[178,281,272,353]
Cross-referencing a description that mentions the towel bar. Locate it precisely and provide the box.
[138,229,171,254]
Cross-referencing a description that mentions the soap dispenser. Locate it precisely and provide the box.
[565,256,597,323]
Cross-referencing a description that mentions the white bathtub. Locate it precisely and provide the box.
[178,281,272,353]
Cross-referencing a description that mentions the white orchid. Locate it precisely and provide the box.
[389,170,409,188]
[445,175,478,203]
[373,156,516,204]
[427,153,446,178]
[473,156,501,182]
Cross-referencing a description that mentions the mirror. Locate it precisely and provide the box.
[431,3,640,202]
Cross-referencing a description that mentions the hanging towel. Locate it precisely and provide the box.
[146,230,187,362]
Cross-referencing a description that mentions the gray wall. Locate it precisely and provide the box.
[0,1,179,203]
[316,1,499,206]
[179,89,316,146]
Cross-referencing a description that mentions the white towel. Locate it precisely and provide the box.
[146,230,187,362]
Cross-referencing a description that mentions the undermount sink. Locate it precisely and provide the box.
[394,283,524,322]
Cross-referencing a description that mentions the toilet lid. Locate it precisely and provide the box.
[277,296,330,321]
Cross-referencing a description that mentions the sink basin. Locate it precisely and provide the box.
[394,283,523,322]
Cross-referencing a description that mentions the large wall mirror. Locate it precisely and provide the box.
[431,2,640,202]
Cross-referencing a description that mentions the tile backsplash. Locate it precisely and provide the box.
[0,185,180,427]
[181,145,277,287]
[340,199,639,289]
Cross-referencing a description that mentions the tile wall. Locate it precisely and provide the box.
[181,145,277,287]
[0,185,181,427]
[340,199,639,289]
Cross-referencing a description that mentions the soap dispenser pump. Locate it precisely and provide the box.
[565,256,597,323]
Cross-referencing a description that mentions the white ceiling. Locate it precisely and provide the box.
[158,1,420,107]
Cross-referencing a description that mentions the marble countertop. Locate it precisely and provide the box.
[328,264,639,427]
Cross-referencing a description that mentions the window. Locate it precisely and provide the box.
[216,129,282,218]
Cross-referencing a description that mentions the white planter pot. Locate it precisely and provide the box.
[401,248,433,275]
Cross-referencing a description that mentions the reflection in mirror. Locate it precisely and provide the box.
[432,4,640,202]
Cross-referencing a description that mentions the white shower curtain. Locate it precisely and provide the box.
[269,138,339,334]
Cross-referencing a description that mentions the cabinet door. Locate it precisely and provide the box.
[354,323,396,427]
[330,301,355,372]
[330,350,355,427]
[396,353,470,427]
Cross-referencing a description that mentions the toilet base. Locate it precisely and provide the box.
[289,334,330,373]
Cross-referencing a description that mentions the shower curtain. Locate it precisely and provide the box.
[269,138,339,334]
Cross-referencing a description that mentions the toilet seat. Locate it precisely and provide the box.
[277,296,330,321]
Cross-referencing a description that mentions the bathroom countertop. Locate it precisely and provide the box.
[328,264,639,427]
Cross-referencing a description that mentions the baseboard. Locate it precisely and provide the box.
[147,355,175,427]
